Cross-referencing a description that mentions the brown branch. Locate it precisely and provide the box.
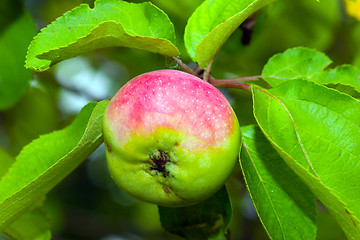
[171,57,260,92]
[216,75,262,82]
[208,76,252,91]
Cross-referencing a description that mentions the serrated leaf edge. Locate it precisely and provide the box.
[25,0,179,71]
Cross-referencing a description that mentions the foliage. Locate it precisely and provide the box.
[1,0,360,239]
[159,186,232,239]
[240,125,317,239]
[0,101,107,231]
[0,12,36,110]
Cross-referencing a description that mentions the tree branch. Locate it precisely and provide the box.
[208,76,253,91]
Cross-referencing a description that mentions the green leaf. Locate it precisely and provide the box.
[3,85,58,155]
[0,147,14,179]
[184,0,275,68]
[25,0,179,72]
[252,80,360,239]
[0,100,109,230]
[240,125,317,240]
[262,47,332,87]
[158,186,231,240]
[0,126,50,240]
[313,65,360,96]
[0,12,36,110]
[0,148,50,240]
[262,48,360,97]
[3,209,51,240]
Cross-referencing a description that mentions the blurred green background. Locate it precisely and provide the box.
[1,0,359,239]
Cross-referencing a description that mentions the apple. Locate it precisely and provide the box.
[103,69,241,207]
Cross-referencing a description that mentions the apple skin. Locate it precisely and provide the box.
[103,69,241,207]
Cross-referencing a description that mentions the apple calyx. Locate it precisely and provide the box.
[149,150,171,178]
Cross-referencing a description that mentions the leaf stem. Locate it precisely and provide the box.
[203,58,214,82]
[172,57,198,76]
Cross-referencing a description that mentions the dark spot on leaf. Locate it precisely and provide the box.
[68,27,71,30]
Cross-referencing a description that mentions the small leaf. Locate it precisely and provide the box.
[313,65,360,96]
[262,47,332,87]
[0,12,36,110]
[240,125,317,240]
[25,0,179,72]
[262,48,360,97]
[158,186,231,240]
[184,0,274,68]
[252,80,360,238]
[3,209,51,240]
[0,100,109,230]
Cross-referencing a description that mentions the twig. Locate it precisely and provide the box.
[216,75,262,82]
[208,76,251,91]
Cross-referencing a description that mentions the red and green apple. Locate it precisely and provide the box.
[103,70,240,207]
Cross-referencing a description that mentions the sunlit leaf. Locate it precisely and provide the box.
[313,65,360,97]
[262,47,331,87]
[184,0,274,68]
[0,100,108,230]
[252,80,360,239]
[240,125,317,240]
[262,47,360,97]
[0,12,36,110]
[159,186,231,239]
[25,0,179,72]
